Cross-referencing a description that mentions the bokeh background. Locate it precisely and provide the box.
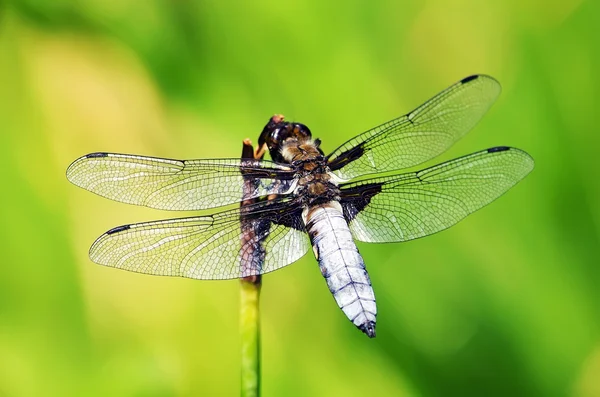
[1,0,599,396]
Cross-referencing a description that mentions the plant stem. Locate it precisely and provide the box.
[239,137,266,397]
[240,276,261,397]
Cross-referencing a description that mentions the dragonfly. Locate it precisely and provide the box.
[67,75,534,338]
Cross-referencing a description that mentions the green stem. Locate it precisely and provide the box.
[239,137,267,397]
[240,277,261,397]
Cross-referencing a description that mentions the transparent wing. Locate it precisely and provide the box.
[339,147,534,243]
[67,152,296,211]
[89,199,310,279]
[327,75,502,180]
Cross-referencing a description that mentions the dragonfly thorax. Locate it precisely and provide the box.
[281,138,323,163]
[293,161,341,206]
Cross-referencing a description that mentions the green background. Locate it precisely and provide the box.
[1,0,599,396]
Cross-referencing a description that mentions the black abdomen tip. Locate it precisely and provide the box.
[488,146,510,153]
[359,321,377,338]
[86,152,109,158]
[461,75,479,84]
[106,225,131,235]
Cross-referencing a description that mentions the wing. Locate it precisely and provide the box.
[339,147,534,243]
[66,152,296,211]
[327,75,501,180]
[89,198,310,279]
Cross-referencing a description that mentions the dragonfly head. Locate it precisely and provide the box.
[259,115,313,163]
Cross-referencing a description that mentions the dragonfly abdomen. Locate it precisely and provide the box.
[302,201,377,338]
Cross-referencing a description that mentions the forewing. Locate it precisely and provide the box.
[67,153,296,210]
[89,199,310,279]
[327,75,501,180]
[339,147,534,242]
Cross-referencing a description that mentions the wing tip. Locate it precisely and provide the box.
[89,224,132,264]
[460,74,502,97]
[486,146,535,179]
[66,153,109,181]
[460,74,500,84]
[487,146,535,166]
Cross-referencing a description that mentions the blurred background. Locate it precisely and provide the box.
[1,0,599,396]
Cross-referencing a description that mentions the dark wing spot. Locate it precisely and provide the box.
[273,210,305,232]
[327,143,366,171]
[106,225,131,235]
[487,146,510,153]
[243,199,305,232]
[339,182,384,222]
[86,152,109,158]
[460,75,479,84]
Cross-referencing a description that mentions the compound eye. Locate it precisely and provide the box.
[293,123,311,138]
